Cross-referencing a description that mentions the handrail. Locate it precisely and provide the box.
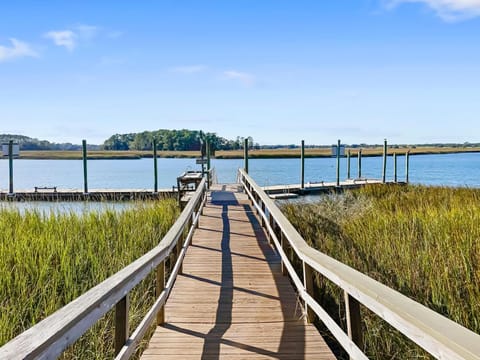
[0,177,207,360]
[238,168,480,360]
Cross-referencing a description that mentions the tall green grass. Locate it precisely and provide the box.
[282,185,480,359]
[0,199,179,358]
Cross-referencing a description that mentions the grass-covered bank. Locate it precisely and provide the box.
[0,200,179,358]
[282,185,480,359]
[12,145,480,159]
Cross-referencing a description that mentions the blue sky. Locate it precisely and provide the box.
[1,0,480,145]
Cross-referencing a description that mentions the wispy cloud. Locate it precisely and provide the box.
[223,70,255,87]
[44,24,99,51]
[0,38,38,62]
[44,30,77,51]
[171,65,207,73]
[386,0,480,21]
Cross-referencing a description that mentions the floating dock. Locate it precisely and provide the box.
[263,178,404,195]
[0,189,175,201]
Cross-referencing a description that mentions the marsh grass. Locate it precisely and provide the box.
[282,185,480,359]
[0,199,179,358]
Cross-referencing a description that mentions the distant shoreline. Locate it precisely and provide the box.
[4,147,480,160]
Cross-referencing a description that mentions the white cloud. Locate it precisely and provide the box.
[0,38,38,62]
[223,70,255,87]
[44,24,99,51]
[387,0,480,21]
[171,65,207,73]
[44,30,77,51]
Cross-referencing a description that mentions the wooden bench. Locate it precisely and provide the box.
[34,186,57,193]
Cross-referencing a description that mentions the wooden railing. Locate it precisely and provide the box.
[0,178,207,360]
[238,168,480,360]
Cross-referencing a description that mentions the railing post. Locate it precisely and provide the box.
[281,232,288,276]
[344,291,363,354]
[358,149,362,179]
[8,140,14,195]
[115,295,129,355]
[82,139,88,194]
[156,261,165,325]
[153,139,158,193]
[177,233,183,274]
[244,138,249,173]
[382,138,387,183]
[406,150,410,183]
[393,152,397,183]
[261,202,266,227]
[303,262,316,323]
[347,149,351,180]
[301,140,305,189]
[269,212,275,245]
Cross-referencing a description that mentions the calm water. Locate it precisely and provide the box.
[1,153,480,192]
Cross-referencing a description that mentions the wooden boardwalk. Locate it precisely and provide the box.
[142,184,335,359]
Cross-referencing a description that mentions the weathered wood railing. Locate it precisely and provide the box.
[0,178,207,360]
[238,168,480,360]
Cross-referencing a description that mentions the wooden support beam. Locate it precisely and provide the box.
[345,291,363,354]
[115,295,129,355]
[281,232,288,276]
[156,261,165,325]
[303,262,316,323]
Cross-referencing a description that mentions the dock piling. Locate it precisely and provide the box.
[301,140,305,189]
[206,139,211,188]
[82,140,88,194]
[8,140,13,195]
[406,150,410,183]
[358,149,362,179]
[336,139,341,187]
[153,139,158,193]
[382,139,387,183]
[347,149,351,179]
[244,138,249,174]
[394,152,397,183]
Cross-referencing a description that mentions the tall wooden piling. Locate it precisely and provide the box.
[336,139,341,187]
[153,139,158,193]
[206,139,211,188]
[382,139,387,183]
[358,149,362,179]
[244,138,249,173]
[347,150,351,179]
[8,140,13,194]
[406,150,410,183]
[393,152,397,183]
[82,140,88,194]
[300,140,305,189]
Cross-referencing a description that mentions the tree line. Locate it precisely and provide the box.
[0,134,100,151]
[103,129,256,152]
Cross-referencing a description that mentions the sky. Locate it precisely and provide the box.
[1,0,480,145]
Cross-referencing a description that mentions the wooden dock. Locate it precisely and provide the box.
[0,189,174,201]
[141,184,335,359]
[263,178,403,195]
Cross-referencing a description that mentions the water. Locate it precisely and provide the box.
[1,153,480,193]
[0,201,137,214]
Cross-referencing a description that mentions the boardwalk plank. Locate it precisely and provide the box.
[141,184,335,359]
